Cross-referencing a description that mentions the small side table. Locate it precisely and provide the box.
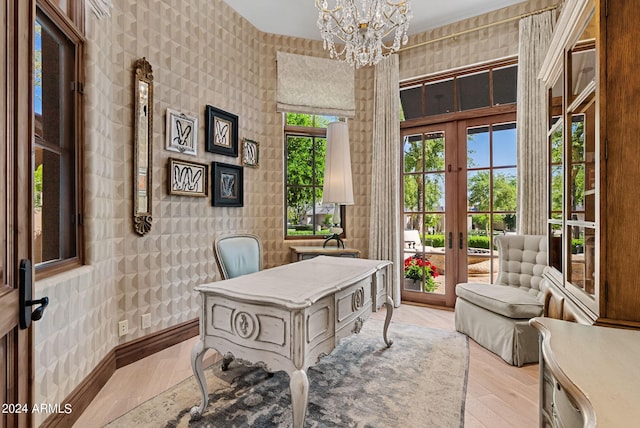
[289,246,361,263]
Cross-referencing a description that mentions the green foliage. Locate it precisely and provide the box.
[34,164,43,211]
[468,236,491,249]
[423,234,445,247]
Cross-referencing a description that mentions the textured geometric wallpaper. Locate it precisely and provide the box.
[32,0,558,423]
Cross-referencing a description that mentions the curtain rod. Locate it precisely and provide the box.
[398,4,559,53]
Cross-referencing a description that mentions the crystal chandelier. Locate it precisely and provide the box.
[315,0,412,68]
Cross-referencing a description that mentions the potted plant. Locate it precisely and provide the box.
[404,257,439,292]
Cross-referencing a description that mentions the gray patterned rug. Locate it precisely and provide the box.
[106,319,469,427]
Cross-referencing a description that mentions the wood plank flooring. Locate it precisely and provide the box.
[73,304,539,427]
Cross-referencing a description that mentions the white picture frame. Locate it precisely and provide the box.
[241,138,259,168]
[166,108,198,156]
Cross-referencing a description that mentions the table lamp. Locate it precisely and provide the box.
[322,121,354,248]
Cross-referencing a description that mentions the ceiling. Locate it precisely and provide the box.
[221,0,526,41]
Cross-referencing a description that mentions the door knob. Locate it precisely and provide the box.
[19,259,49,329]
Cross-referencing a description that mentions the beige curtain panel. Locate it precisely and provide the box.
[516,10,556,235]
[276,52,355,118]
[369,54,402,307]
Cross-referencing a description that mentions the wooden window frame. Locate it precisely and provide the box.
[34,0,85,279]
[283,115,347,241]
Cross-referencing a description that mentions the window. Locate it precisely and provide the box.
[34,2,84,275]
[399,60,518,121]
[284,113,346,238]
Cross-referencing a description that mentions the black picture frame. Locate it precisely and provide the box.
[212,162,243,207]
[205,105,239,157]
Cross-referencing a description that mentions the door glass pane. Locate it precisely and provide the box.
[424,132,445,172]
[457,71,490,111]
[403,135,423,172]
[467,225,499,284]
[568,225,596,297]
[467,170,490,213]
[425,79,454,116]
[404,174,422,212]
[549,223,563,272]
[403,214,445,295]
[425,173,445,212]
[467,126,489,168]
[551,165,564,217]
[568,114,586,221]
[492,168,517,212]
[492,123,517,167]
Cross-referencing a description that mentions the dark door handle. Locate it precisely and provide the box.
[448,232,452,249]
[19,259,49,329]
[459,232,464,250]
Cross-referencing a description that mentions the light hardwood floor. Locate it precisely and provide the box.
[73,304,539,427]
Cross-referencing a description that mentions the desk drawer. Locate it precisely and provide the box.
[335,278,372,333]
[204,295,290,358]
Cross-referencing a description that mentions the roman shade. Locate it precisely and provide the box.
[276,52,355,118]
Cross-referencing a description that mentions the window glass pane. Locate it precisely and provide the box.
[284,118,344,238]
[492,123,517,167]
[403,135,423,173]
[425,79,454,116]
[286,136,313,185]
[549,224,563,272]
[400,86,422,120]
[457,71,489,111]
[492,66,517,105]
[467,126,489,168]
[314,138,326,186]
[314,115,338,128]
[34,10,79,270]
[492,168,517,211]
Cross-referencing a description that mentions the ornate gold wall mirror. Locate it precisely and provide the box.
[133,57,153,235]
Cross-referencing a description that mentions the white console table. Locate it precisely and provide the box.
[189,256,394,427]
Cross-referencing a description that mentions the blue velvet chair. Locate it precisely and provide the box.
[214,233,263,280]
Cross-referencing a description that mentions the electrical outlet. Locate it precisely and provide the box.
[141,313,151,329]
[118,320,128,337]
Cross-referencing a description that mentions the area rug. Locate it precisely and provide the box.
[106,319,469,427]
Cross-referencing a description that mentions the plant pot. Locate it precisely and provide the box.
[403,278,421,291]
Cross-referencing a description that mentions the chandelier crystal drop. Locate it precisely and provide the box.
[316,0,412,68]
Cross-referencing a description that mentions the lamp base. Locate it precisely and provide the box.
[323,233,345,249]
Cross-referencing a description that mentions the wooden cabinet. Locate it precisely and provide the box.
[530,317,640,427]
[540,0,640,327]
[289,246,361,262]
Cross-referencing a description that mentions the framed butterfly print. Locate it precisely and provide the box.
[205,105,238,157]
[166,108,198,156]
[212,162,243,207]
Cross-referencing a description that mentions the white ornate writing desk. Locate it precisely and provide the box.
[189,256,394,427]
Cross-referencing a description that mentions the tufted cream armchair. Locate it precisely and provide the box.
[454,235,547,366]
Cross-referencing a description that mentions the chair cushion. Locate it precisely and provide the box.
[456,282,543,319]
[216,236,261,279]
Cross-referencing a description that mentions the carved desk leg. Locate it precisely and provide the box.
[289,369,309,428]
[189,339,208,420]
[383,295,394,347]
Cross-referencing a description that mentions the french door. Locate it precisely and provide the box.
[401,113,517,307]
[1,2,35,427]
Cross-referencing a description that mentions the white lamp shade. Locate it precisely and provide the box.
[323,121,354,205]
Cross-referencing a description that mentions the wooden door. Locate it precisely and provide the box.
[1,1,35,427]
